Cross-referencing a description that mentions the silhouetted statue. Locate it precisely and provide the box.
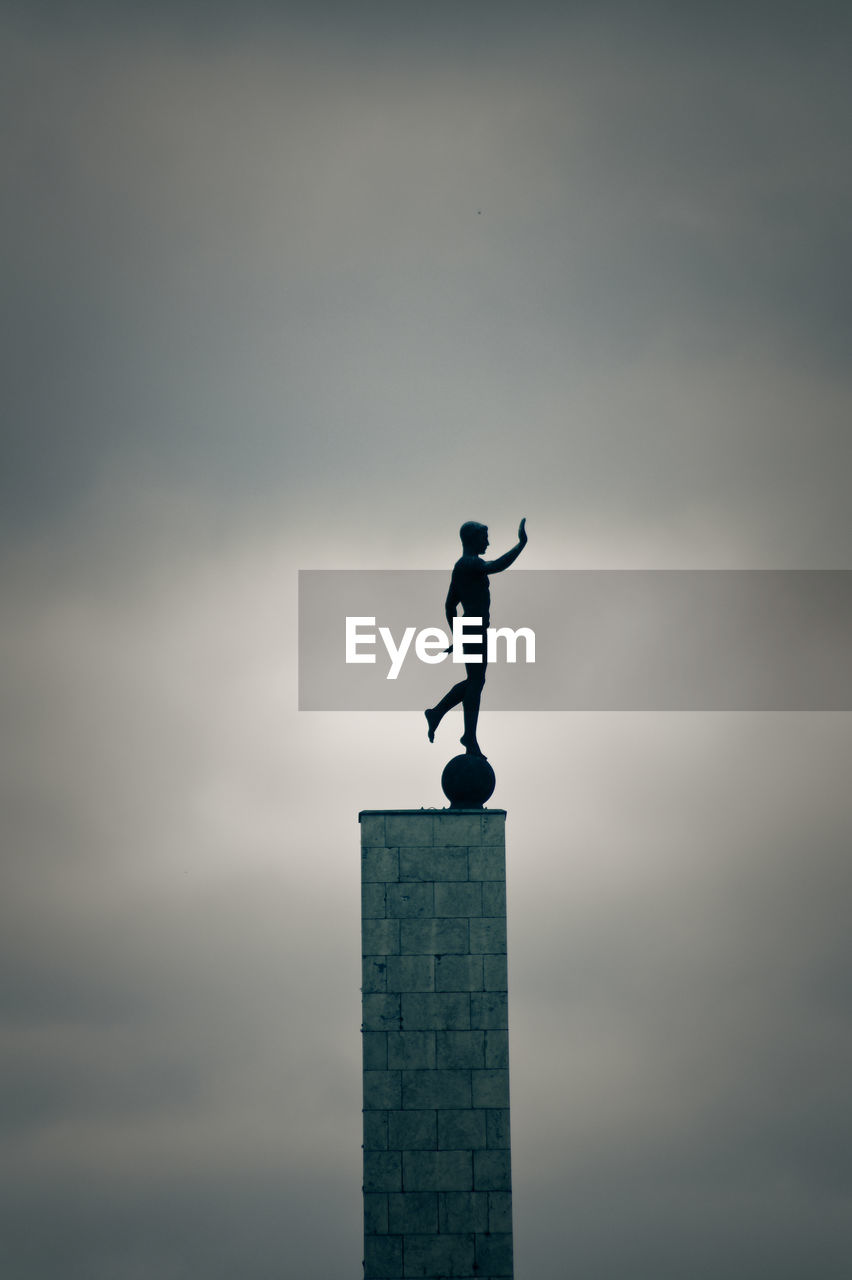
[425,518,528,758]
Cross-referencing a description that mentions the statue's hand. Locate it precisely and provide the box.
[518,517,527,545]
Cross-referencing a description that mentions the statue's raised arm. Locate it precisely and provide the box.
[482,517,528,574]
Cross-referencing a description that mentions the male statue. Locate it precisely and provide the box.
[425,518,528,758]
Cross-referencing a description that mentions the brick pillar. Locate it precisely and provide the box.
[359,809,514,1280]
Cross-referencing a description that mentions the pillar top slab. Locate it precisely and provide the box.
[359,809,507,819]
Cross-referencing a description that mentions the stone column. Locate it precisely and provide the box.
[359,809,514,1280]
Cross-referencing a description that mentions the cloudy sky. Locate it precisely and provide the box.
[2,2,851,1276]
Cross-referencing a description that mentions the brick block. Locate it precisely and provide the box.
[468,845,505,880]
[486,1108,511,1149]
[401,919,469,956]
[470,992,508,1029]
[481,811,505,844]
[437,1108,487,1151]
[403,1149,473,1191]
[483,955,508,992]
[363,957,388,994]
[387,1109,436,1151]
[364,1070,401,1111]
[386,882,435,919]
[471,1069,510,1109]
[469,918,507,955]
[363,1032,388,1070]
[362,919,400,956]
[386,954,434,992]
[434,881,482,917]
[475,1230,513,1276]
[436,1030,485,1070]
[436,954,484,992]
[386,813,434,846]
[482,881,507,917]
[403,1232,475,1277]
[488,1190,513,1233]
[400,846,468,881]
[401,1069,471,1109]
[402,993,470,1031]
[473,1148,511,1191]
[363,1111,388,1151]
[363,1192,388,1234]
[484,1029,509,1069]
[363,993,401,1032]
[387,1191,438,1234]
[363,1233,402,1279]
[362,846,399,882]
[362,882,387,918]
[359,813,386,846]
[387,1031,436,1070]
[438,1190,488,1234]
[434,813,482,845]
[363,1150,402,1193]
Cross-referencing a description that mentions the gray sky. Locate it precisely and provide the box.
[1,2,851,1276]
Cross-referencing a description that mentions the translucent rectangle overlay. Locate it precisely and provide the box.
[298,570,852,711]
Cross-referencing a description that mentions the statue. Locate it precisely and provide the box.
[425,518,528,763]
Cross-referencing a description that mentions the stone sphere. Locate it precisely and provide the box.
[441,754,496,809]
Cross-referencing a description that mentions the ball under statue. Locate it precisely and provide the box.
[441,754,496,809]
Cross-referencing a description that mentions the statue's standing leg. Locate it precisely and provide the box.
[459,630,487,758]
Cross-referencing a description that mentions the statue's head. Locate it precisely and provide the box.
[460,521,489,554]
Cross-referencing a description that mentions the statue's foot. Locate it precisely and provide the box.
[425,709,440,743]
[460,733,487,760]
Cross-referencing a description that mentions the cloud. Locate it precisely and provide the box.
[2,5,850,561]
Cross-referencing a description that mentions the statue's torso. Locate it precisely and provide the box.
[451,555,490,627]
